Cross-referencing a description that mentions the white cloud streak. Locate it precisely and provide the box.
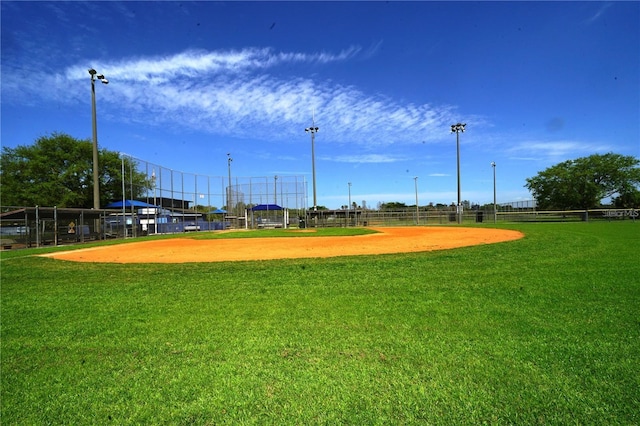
[584,2,614,25]
[507,140,614,162]
[64,47,363,83]
[332,154,402,164]
[3,47,460,147]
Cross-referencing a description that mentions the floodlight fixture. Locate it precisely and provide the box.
[451,123,466,133]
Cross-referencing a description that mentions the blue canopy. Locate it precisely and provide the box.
[208,208,227,214]
[250,204,283,211]
[106,200,158,209]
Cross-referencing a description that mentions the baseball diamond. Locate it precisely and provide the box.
[42,227,524,264]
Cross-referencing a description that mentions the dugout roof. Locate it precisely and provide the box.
[250,204,283,211]
[0,207,109,221]
[106,200,158,209]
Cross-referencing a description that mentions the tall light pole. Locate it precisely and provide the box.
[227,153,233,215]
[414,176,419,225]
[274,175,278,205]
[491,162,497,223]
[152,168,157,234]
[348,182,352,226]
[450,123,466,224]
[305,117,319,211]
[89,68,108,210]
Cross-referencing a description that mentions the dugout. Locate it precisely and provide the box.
[306,209,362,227]
[247,204,288,229]
[0,206,112,248]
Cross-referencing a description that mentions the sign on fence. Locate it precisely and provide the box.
[603,209,638,218]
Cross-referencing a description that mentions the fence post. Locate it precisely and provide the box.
[35,205,40,248]
[54,206,58,246]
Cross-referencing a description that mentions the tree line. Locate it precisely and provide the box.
[1,133,639,210]
[1,133,150,209]
[525,153,639,209]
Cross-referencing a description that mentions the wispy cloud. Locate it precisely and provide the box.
[3,47,462,147]
[64,47,363,83]
[508,140,613,161]
[332,154,402,164]
[584,2,613,25]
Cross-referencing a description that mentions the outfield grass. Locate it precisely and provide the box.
[1,222,638,424]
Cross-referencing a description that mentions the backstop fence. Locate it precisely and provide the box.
[121,153,308,217]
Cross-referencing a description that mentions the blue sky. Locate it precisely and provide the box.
[2,1,639,210]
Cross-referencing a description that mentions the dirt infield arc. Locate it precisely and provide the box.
[43,227,524,264]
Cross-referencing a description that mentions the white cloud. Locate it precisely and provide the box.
[332,154,402,164]
[584,2,614,25]
[64,47,363,83]
[507,140,614,162]
[3,47,463,147]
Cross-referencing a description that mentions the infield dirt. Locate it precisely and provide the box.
[42,227,524,264]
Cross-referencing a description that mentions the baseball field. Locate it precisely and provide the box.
[41,226,524,263]
[1,222,638,424]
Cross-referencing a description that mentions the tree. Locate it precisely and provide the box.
[380,202,408,210]
[524,153,640,210]
[612,185,640,208]
[1,133,151,208]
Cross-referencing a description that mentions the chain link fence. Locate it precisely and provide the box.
[121,154,307,212]
[3,163,637,250]
[1,205,636,249]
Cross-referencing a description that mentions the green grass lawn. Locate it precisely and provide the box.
[1,222,638,424]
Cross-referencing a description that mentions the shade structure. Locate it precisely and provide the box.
[250,204,283,211]
[105,200,158,209]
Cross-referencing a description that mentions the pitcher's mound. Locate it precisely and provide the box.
[42,227,524,264]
